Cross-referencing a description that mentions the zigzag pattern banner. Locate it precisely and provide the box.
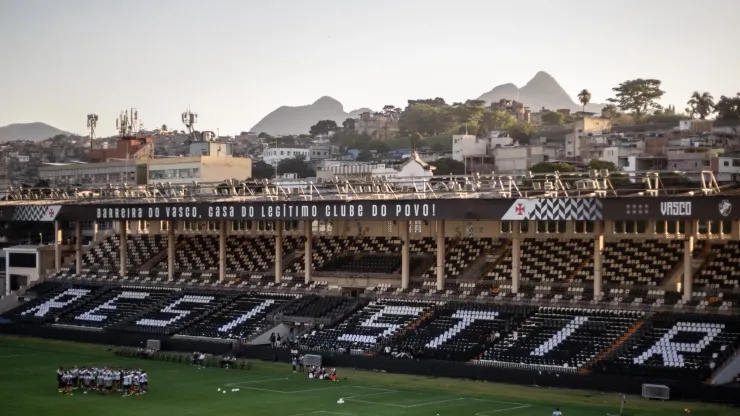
[531,198,603,221]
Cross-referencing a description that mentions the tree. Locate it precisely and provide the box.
[529,162,576,173]
[541,111,566,125]
[309,120,338,137]
[399,103,454,136]
[277,156,315,178]
[509,122,535,144]
[714,94,740,120]
[432,158,465,176]
[367,140,390,153]
[431,142,446,152]
[382,105,401,117]
[480,110,516,132]
[251,160,275,179]
[607,79,665,122]
[600,104,620,119]
[577,89,592,113]
[452,100,486,132]
[342,118,356,131]
[587,159,618,171]
[258,132,271,139]
[407,97,447,107]
[687,91,715,120]
[161,124,168,131]
[355,149,372,162]
[586,160,629,186]
[409,132,424,149]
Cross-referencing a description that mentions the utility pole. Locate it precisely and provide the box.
[87,114,98,151]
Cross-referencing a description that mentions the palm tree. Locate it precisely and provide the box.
[686,91,715,119]
[577,89,592,113]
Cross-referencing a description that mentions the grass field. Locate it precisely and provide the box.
[0,336,734,416]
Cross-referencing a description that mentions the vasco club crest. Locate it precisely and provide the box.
[719,199,732,217]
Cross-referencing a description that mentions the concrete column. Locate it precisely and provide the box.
[511,222,521,293]
[304,221,312,285]
[593,220,604,298]
[683,220,695,301]
[92,221,100,243]
[401,220,410,289]
[275,222,283,283]
[75,221,82,275]
[436,220,445,291]
[167,221,175,281]
[219,221,227,282]
[119,220,127,277]
[5,255,10,296]
[54,220,62,272]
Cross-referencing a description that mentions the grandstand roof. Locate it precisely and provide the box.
[0,169,737,222]
[0,169,734,207]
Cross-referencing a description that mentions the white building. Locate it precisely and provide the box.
[40,141,252,187]
[452,135,486,162]
[372,152,434,191]
[712,154,740,181]
[309,144,334,162]
[492,146,545,174]
[262,146,310,167]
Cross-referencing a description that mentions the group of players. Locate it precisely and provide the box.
[56,366,148,396]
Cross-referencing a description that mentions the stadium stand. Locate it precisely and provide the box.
[577,240,683,286]
[475,308,644,372]
[55,286,179,329]
[276,294,357,320]
[599,313,740,381]
[80,235,167,271]
[695,241,740,290]
[484,239,593,284]
[394,303,535,361]
[178,292,298,340]
[119,290,239,335]
[423,238,502,280]
[299,299,435,352]
[158,235,301,274]
[7,284,104,324]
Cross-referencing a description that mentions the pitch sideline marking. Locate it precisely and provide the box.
[475,404,532,415]
[225,377,292,386]
[226,378,532,412]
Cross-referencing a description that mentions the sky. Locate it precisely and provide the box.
[1,0,739,137]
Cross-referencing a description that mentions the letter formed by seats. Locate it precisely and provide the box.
[530,316,589,357]
[425,310,499,348]
[633,322,724,367]
[75,291,150,322]
[337,305,424,345]
[135,295,214,327]
[21,288,91,317]
[217,299,275,333]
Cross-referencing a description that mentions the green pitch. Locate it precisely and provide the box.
[0,336,733,416]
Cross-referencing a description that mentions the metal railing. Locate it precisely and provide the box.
[1,169,729,205]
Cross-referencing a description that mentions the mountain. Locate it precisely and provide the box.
[251,96,371,135]
[478,71,605,113]
[0,122,70,142]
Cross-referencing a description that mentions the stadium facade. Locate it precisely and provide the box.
[1,172,739,404]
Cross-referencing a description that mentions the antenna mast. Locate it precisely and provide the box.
[182,110,199,144]
[87,113,98,150]
[116,108,139,138]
